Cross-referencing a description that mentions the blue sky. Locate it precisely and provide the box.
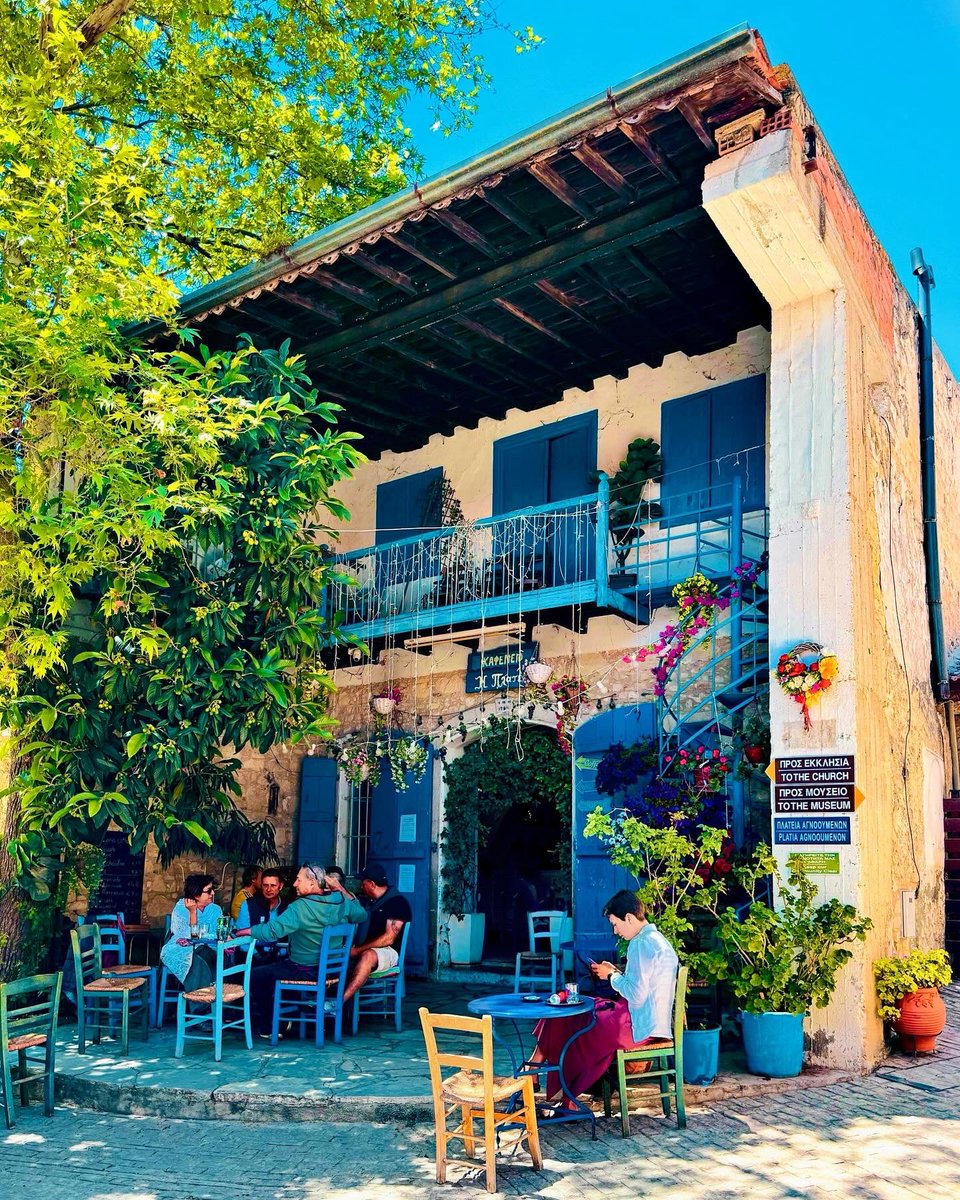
[408,4,960,369]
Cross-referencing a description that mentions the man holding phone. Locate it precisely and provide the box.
[529,889,678,1109]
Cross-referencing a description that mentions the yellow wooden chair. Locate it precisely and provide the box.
[419,1007,542,1195]
[602,965,688,1135]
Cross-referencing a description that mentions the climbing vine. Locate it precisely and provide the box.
[440,719,571,919]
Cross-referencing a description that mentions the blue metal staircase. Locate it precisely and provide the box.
[655,571,769,848]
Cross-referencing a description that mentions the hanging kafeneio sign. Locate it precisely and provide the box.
[465,643,539,693]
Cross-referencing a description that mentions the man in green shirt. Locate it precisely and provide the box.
[235,863,365,1037]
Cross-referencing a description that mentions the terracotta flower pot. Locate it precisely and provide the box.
[894,987,947,1053]
[744,744,766,765]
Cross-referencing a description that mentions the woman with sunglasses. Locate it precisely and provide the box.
[160,874,224,992]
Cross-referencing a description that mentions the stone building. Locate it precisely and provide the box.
[139,26,957,1072]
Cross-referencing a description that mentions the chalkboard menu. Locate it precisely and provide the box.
[89,830,146,921]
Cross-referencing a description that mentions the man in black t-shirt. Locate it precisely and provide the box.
[341,864,412,1004]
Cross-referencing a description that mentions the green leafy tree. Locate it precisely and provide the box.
[0,1,528,974]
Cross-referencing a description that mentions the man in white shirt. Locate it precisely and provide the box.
[530,889,678,1109]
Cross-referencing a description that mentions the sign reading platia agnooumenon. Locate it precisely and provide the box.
[773,816,851,845]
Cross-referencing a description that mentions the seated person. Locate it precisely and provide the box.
[160,874,223,992]
[230,865,262,921]
[341,864,411,1006]
[237,868,289,961]
[235,863,365,1038]
[528,889,678,1110]
[324,865,351,893]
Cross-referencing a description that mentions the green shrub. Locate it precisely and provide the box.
[873,949,952,1021]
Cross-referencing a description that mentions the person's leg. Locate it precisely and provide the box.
[341,948,380,1003]
[182,945,216,993]
[248,960,286,1034]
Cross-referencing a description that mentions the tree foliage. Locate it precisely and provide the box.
[0,1,525,970]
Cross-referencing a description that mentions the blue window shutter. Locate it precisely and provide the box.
[659,391,711,524]
[492,412,597,514]
[298,757,338,866]
[375,467,442,544]
[709,376,766,513]
[493,434,549,515]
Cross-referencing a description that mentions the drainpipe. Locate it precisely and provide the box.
[911,247,949,701]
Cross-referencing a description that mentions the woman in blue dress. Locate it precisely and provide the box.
[160,874,223,992]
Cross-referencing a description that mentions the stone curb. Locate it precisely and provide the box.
[53,1065,858,1125]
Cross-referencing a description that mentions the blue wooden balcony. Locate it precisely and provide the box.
[323,475,767,644]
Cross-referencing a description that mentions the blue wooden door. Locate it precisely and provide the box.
[298,757,338,866]
[492,411,597,587]
[572,705,657,961]
[367,745,434,976]
[375,467,443,607]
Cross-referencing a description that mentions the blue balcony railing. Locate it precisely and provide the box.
[323,474,768,642]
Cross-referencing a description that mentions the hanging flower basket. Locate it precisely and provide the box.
[525,661,553,686]
[372,696,396,715]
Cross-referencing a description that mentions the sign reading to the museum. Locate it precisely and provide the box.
[465,642,539,693]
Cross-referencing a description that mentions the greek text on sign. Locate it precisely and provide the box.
[787,852,841,875]
[774,755,854,785]
[773,816,851,845]
[775,783,856,814]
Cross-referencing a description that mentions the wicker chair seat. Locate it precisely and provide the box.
[7,1033,46,1052]
[103,964,151,975]
[441,1069,526,1105]
[84,976,145,993]
[183,983,245,1004]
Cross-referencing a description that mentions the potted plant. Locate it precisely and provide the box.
[339,735,380,788]
[874,949,952,1052]
[550,674,588,755]
[691,849,873,1077]
[604,437,663,587]
[525,659,553,686]
[387,734,430,792]
[739,708,770,766]
[372,686,401,716]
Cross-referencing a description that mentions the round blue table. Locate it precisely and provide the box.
[467,992,597,1138]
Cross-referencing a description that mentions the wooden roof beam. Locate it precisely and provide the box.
[299,196,702,364]
[494,297,594,373]
[310,268,380,311]
[429,207,499,259]
[734,62,783,107]
[528,160,596,221]
[274,285,341,326]
[349,248,419,296]
[571,142,635,199]
[676,97,716,151]
[617,122,679,184]
[533,279,632,372]
[383,231,458,280]
[479,188,546,241]
[382,340,513,406]
[425,325,537,393]
[451,313,595,396]
[234,299,305,339]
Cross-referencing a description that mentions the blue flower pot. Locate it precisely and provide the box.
[741,1011,805,1077]
[682,1026,720,1086]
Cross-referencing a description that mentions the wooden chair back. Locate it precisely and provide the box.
[0,973,62,1050]
[71,925,103,987]
[527,910,566,955]
[673,965,689,1044]
[419,1008,495,1107]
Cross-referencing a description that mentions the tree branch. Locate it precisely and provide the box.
[78,0,137,53]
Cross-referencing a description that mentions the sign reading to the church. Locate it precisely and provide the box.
[465,643,538,693]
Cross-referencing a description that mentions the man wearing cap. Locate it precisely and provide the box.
[341,864,412,1006]
[235,863,365,1038]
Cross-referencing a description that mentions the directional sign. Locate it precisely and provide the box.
[773,816,851,845]
[774,755,855,785]
[775,783,856,813]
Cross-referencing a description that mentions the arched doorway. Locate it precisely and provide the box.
[442,721,572,963]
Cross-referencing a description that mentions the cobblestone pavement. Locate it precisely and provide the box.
[4,1066,959,1200]
[6,984,959,1199]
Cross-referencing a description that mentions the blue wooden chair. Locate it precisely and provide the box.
[79,913,126,964]
[272,923,355,1047]
[175,937,253,1062]
[0,972,62,1128]
[351,922,410,1035]
[70,926,149,1056]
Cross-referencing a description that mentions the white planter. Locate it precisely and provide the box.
[446,914,486,964]
[372,696,396,715]
[525,662,553,685]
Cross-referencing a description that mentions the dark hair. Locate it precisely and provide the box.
[325,865,346,885]
[183,873,216,901]
[260,868,284,885]
[241,866,262,887]
[603,889,645,921]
